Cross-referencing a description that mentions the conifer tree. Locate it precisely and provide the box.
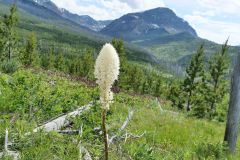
[167,80,185,109]
[41,47,54,69]
[0,4,19,61]
[112,38,127,67]
[23,32,38,66]
[192,73,209,118]
[154,78,162,97]
[183,44,205,111]
[81,49,94,78]
[55,52,65,71]
[208,40,229,118]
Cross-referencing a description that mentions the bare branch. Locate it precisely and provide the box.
[109,109,134,145]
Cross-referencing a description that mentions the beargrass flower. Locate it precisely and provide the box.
[94,43,120,110]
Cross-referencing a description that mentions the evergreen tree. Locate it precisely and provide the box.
[75,59,81,75]
[112,38,127,67]
[67,59,76,74]
[55,52,65,71]
[141,80,147,94]
[23,32,39,66]
[208,40,229,118]
[183,44,205,111]
[112,39,127,89]
[128,65,144,92]
[154,77,162,97]
[41,47,54,69]
[0,4,19,61]
[192,74,209,118]
[167,80,185,110]
[81,49,94,78]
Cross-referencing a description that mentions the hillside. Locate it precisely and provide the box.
[0,69,239,159]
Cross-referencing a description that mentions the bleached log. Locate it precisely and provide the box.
[3,103,93,159]
[0,129,20,160]
[119,110,134,131]
[0,151,20,160]
[31,103,92,133]
[5,128,8,152]
[109,109,134,144]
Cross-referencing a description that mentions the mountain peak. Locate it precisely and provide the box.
[101,7,197,42]
[145,7,174,13]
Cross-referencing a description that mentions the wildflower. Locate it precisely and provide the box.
[94,43,120,109]
[94,43,120,160]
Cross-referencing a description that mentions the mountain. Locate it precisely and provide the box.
[101,7,197,42]
[0,0,166,70]
[32,0,112,31]
[100,7,240,65]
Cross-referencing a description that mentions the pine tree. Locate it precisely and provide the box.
[208,40,229,118]
[191,72,209,118]
[112,39,127,89]
[154,77,162,97]
[81,49,94,78]
[41,47,54,69]
[183,44,205,111]
[0,4,19,61]
[23,32,39,66]
[167,80,185,110]
[112,38,127,67]
[55,52,65,71]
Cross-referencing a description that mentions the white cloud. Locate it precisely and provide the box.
[118,0,165,10]
[197,0,240,15]
[184,14,240,45]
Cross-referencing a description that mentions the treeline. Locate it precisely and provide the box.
[167,42,230,121]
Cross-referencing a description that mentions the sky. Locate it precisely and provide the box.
[51,0,240,46]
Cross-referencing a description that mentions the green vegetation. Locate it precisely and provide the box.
[168,42,230,120]
[148,39,239,67]
[0,69,239,159]
[0,3,240,160]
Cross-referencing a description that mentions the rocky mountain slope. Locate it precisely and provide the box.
[101,7,197,42]
[33,0,112,31]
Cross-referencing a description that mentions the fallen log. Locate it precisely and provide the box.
[30,102,93,133]
[0,129,20,160]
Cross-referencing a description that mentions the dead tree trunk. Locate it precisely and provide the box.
[224,55,240,153]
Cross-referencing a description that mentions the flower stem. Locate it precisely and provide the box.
[102,109,108,160]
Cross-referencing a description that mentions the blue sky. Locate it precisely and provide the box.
[51,0,240,46]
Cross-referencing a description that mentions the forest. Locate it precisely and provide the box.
[0,3,240,160]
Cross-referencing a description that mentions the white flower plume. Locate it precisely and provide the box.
[94,43,120,109]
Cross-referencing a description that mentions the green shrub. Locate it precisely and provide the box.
[1,60,19,73]
[194,142,226,159]
[133,143,154,160]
